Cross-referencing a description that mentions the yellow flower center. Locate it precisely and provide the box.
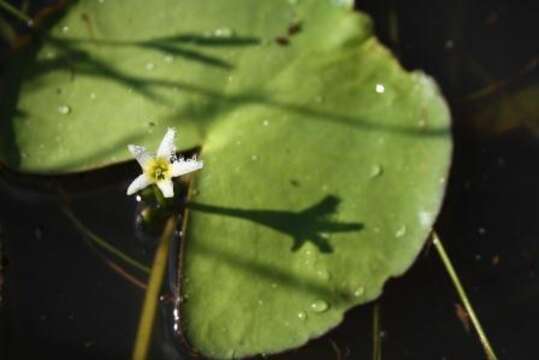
[146,157,171,181]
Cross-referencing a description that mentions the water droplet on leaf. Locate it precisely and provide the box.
[317,269,330,280]
[353,286,365,298]
[57,104,71,114]
[297,311,307,320]
[214,27,235,38]
[375,83,385,93]
[395,225,407,238]
[370,164,383,178]
[418,211,432,228]
[310,300,329,313]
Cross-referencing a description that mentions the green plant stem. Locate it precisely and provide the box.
[132,216,176,360]
[432,232,498,360]
[152,184,167,208]
[372,302,382,360]
[62,207,150,274]
[0,1,32,25]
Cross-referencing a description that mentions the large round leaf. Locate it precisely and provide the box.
[0,0,452,358]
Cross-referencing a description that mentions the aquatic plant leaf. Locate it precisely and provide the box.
[0,0,452,358]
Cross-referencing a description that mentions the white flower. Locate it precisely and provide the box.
[126,128,203,198]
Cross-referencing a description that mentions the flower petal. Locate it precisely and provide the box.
[171,157,204,177]
[126,174,151,195]
[157,179,174,198]
[157,128,177,158]
[128,144,153,168]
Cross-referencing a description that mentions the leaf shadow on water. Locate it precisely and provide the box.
[187,195,364,254]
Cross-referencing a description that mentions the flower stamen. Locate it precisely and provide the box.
[146,157,171,181]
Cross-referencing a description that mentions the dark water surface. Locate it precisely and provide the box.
[1,0,538,359]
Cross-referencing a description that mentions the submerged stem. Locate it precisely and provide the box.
[372,302,382,360]
[0,1,32,25]
[432,232,498,360]
[132,216,176,360]
[62,207,150,274]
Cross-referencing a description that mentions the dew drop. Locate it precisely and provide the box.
[61,25,69,33]
[395,225,407,238]
[214,27,235,38]
[263,120,269,126]
[317,269,330,280]
[310,300,329,313]
[297,311,307,320]
[164,55,174,63]
[288,0,300,5]
[98,0,105,3]
[90,92,97,100]
[370,164,383,178]
[145,62,155,71]
[251,155,258,161]
[375,83,385,93]
[353,286,365,298]
[57,104,71,115]
[418,211,432,228]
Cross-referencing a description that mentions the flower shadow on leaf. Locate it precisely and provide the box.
[187,195,364,253]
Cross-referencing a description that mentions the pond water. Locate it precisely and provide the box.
[1,0,537,359]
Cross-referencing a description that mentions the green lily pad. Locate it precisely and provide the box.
[0,0,452,358]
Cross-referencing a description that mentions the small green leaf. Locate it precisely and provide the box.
[0,0,452,358]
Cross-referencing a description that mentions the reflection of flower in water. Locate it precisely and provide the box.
[126,128,203,198]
